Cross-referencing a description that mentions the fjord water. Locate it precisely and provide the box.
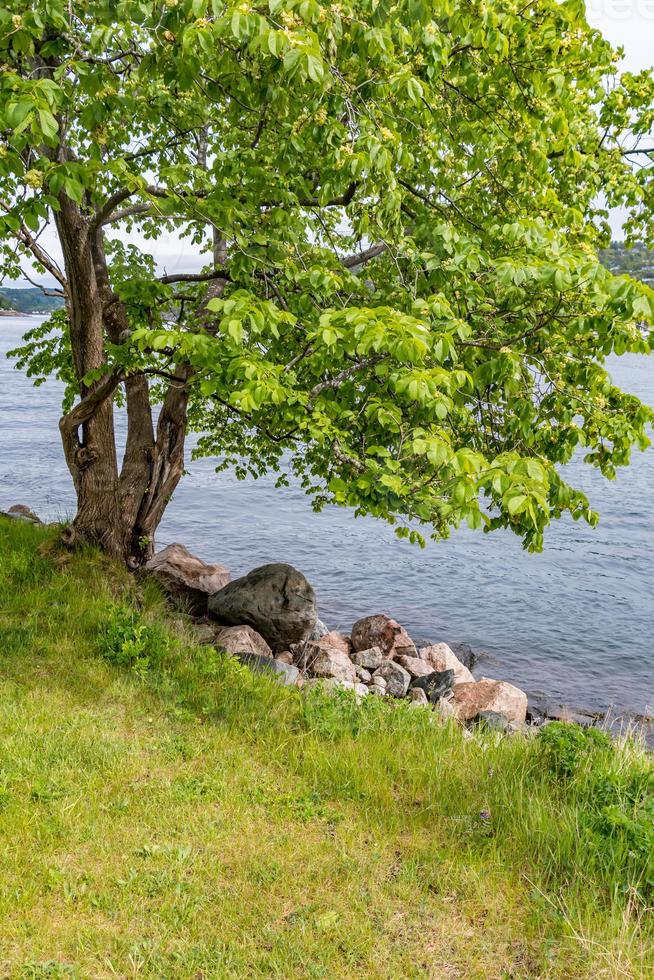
[1,315,653,715]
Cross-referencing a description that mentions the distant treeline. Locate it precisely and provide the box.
[0,244,653,315]
[600,242,654,285]
[0,287,65,314]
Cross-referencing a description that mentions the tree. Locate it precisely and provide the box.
[1,0,653,566]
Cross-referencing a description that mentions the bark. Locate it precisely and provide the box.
[131,362,192,560]
[56,204,190,566]
[56,198,125,557]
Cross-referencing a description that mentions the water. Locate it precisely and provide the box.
[2,315,653,715]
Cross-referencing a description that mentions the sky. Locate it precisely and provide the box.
[586,0,654,73]
[11,3,654,289]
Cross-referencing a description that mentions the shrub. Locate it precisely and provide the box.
[537,721,613,778]
[537,723,654,902]
[592,769,654,901]
[98,605,170,678]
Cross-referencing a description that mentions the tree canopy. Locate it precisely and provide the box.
[1,0,653,560]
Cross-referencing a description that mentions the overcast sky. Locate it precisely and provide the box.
[13,4,654,289]
[586,0,654,73]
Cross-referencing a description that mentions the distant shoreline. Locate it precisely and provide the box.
[0,309,42,317]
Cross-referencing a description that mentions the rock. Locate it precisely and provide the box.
[268,659,301,687]
[290,632,350,669]
[475,710,511,733]
[208,562,316,652]
[526,697,603,729]
[3,503,42,523]
[229,650,300,687]
[351,614,417,660]
[215,625,273,658]
[351,646,383,670]
[314,631,353,657]
[309,618,329,641]
[190,622,220,645]
[355,666,372,684]
[373,660,411,698]
[290,632,345,670]
[411,669,455,704]
[508,720,531,736]
[304,677,354,695]
[448,642,476,671]
[419,643,474,685]
[305,677,366,702]
[147,543,230,616]
[308,648,357,685]
[275,651,294,665]
[434,697,457,720]
[407,687,428,706]
[368,683,387,697]
[397,655,434,679]
[525,699,549,726]
[288,640,306,663]
[451,679,528,725]
[539,703,600,727]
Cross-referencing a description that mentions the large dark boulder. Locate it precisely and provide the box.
[208,563,316,652]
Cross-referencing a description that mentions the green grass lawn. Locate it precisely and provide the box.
[0,517,652,978]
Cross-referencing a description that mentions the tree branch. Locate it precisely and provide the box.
[0,200,68,289]
[304,181,358,208]
[341,243,387,269]
[92,183,207,230]
[141,368,191,384]
[95,178,359,230]
[92,187,134,229]
[398,178,483,232]
[58,369,124,479]
[308,356,383,405]
[158,269,231,286]
[19,267,66,297]
[98,203,158,226]
[332,439,365,473]
[60,370,124,433]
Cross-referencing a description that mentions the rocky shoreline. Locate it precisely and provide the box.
[4,505,653,744]
[142,539,654,744]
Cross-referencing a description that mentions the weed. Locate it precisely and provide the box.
[98,604,170,677]
[538,720,613,777]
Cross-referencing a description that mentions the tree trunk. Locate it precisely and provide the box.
[56,198,125,557]
[55,201,191,566]
[60,365,189,566]
[58,353,190,567]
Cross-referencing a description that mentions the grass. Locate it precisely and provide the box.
[0,517,652,979]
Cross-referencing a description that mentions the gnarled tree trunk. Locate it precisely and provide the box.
[56,199,190,566]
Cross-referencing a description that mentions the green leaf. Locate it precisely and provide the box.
[306,54,324,82]
[507,494,527,516]
[406,77,424,103]
[37,109,59,142]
